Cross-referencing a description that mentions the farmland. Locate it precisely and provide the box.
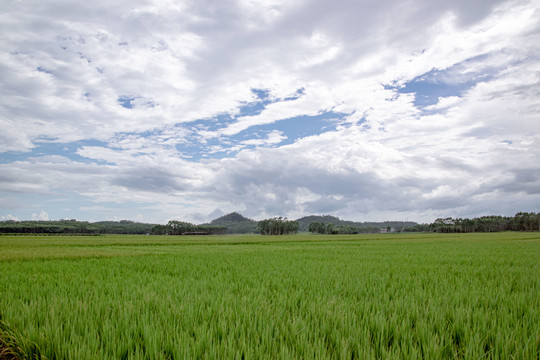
[0,232,539,359]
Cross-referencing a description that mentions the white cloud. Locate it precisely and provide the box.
[241,130,287,146]
[31,210,49,221]
[424,96,462,111]
[237,0,303,27]
[0,0,539,223]
[1,214,19,221]
[220,86,336,136]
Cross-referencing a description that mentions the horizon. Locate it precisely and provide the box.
[1,210,533,226]
[0,210,418,225]
[1,0,539,224]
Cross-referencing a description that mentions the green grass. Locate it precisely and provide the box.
[1,232,539,359]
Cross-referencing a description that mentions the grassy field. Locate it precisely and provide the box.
[0,232,539,359]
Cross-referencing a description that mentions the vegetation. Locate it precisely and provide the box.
[415,212,540,233]
[206,212,258,234]
[0,232,538,359]
[2,212,537,236]
[308,212,540,234]
[297,215,417,233]
[308,221,360,234]
[150,221,227,235]
[257,217,299,235]
[0,220,155,235]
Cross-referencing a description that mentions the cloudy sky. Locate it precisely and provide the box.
[1,0,539,224]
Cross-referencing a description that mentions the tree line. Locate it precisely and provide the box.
[257,217,299,235]
[308,212,540,234]
[297,215,416,233]
[0,220,155,235]
[1,212,537,235]
[150,221,227,235]
[421,212,540,233]
[308,222,364,234]
[0,219,227,235]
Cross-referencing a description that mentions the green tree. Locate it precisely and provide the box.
[258,217,298,235]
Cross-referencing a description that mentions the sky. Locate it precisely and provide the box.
[1,0,539,224]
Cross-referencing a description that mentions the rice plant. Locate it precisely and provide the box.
[0,232,538,359]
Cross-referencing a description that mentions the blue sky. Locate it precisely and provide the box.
[1,0,539,224]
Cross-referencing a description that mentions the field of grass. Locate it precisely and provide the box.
[0,232,539,359]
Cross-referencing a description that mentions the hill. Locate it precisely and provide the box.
[206,213,419,234]
[208,212,258,234]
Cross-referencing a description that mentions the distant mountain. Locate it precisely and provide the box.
[208,212,258,234]
[295,215,418,232]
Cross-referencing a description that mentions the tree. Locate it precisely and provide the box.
[326,223,335,234]
[308,222,326,234]
[258,217,299,235]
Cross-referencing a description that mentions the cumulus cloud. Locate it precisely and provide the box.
[1,214,19,221]
[0,0,539,223]
[31,210,49,221]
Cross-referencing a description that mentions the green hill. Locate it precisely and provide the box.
[208,212,258,234]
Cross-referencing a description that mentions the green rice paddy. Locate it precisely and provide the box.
[1,232,539,359]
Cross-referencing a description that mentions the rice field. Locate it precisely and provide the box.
[0,232,539,359]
